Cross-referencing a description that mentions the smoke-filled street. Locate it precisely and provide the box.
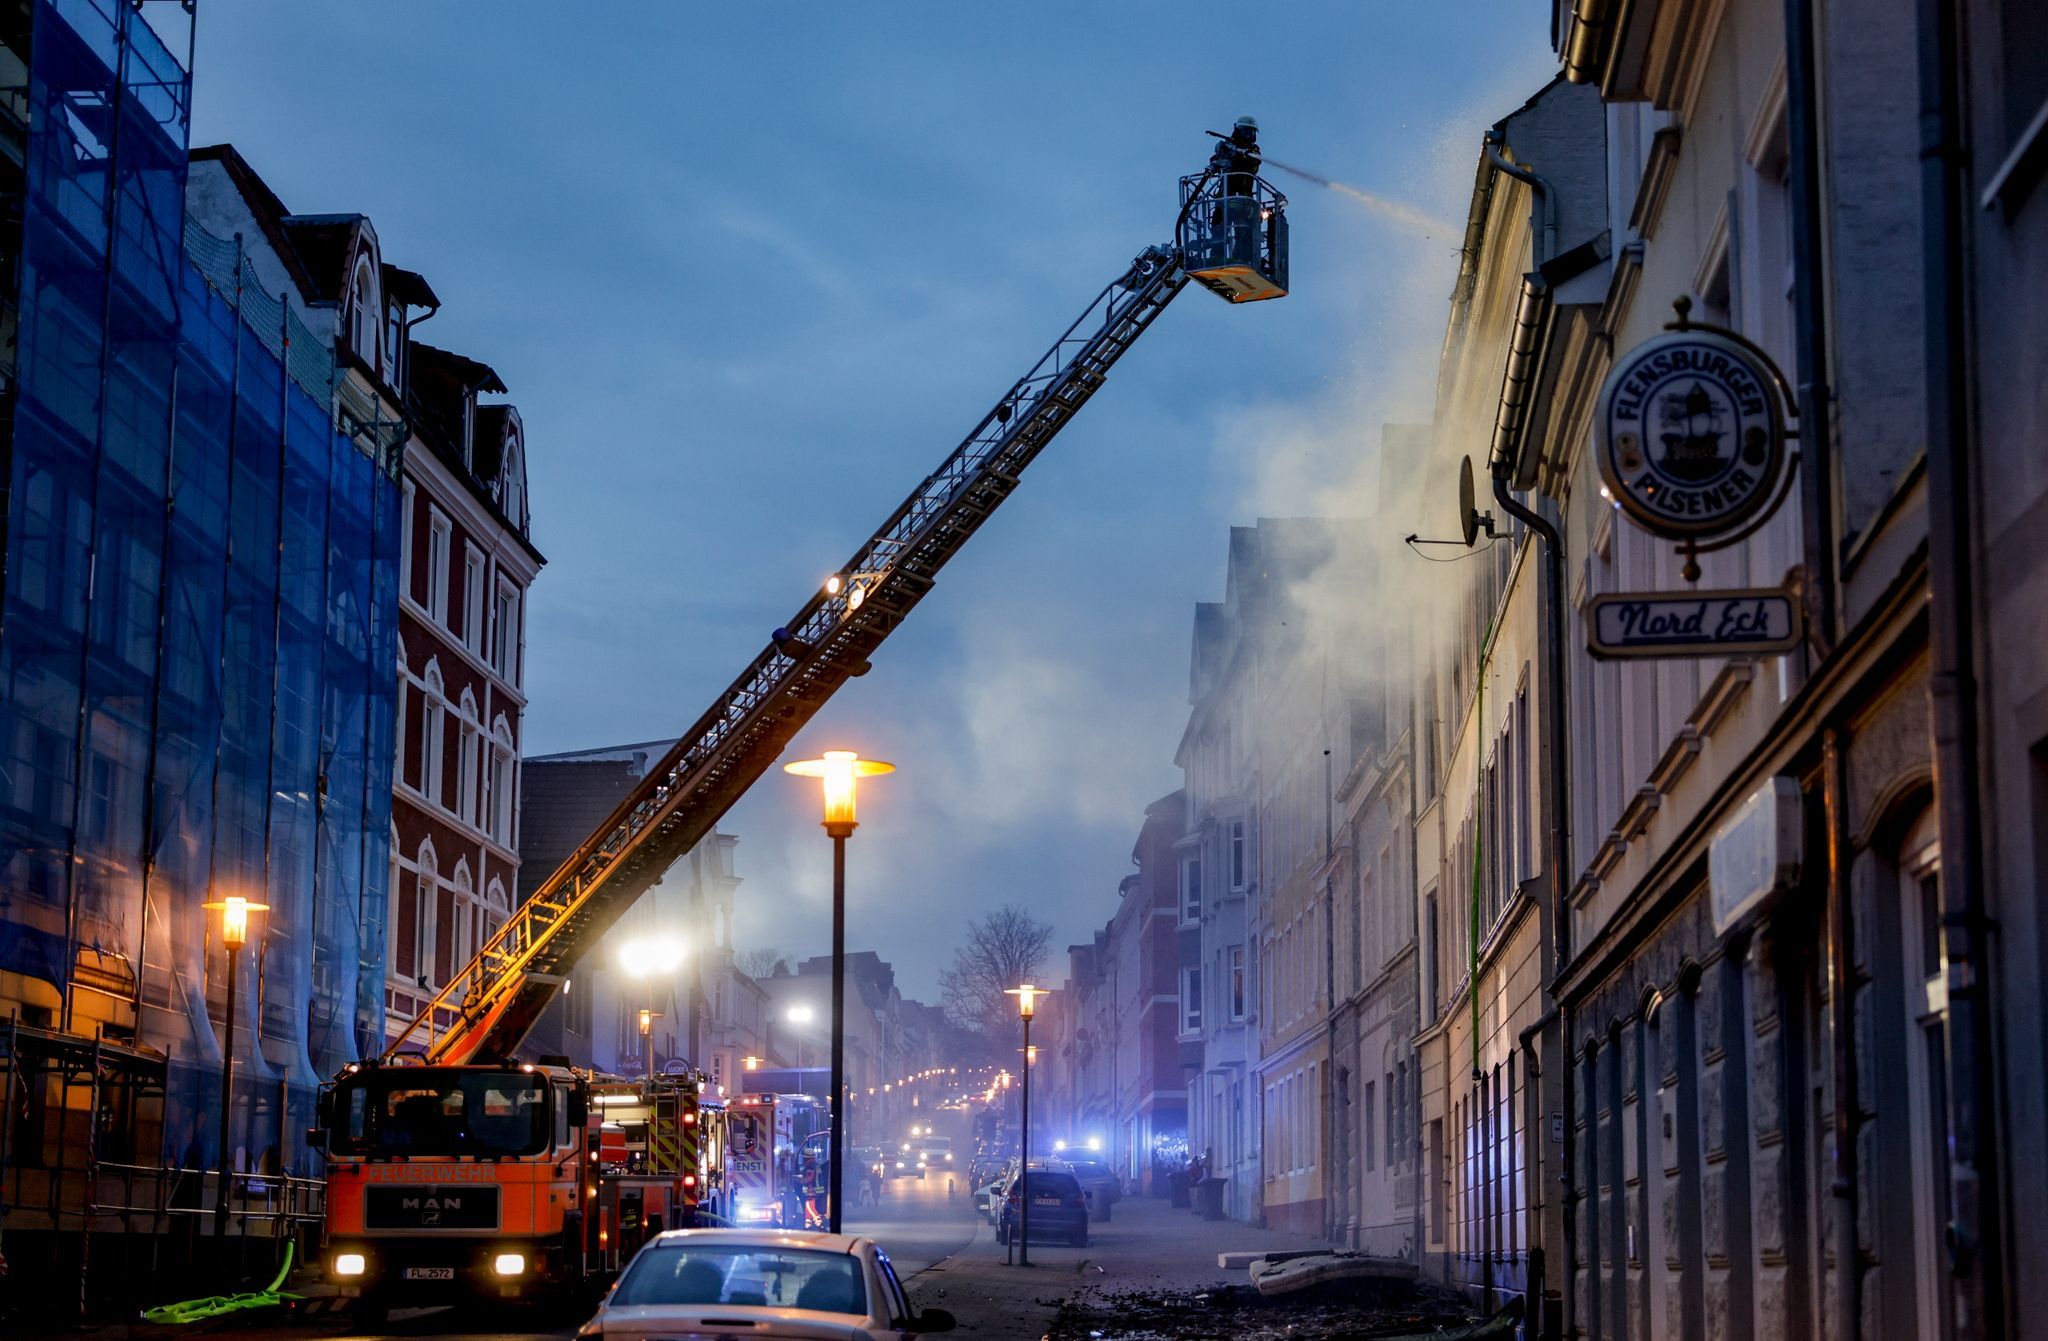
[3,4,2046,1341]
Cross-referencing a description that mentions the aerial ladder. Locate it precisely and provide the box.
[314,152,1287,1313]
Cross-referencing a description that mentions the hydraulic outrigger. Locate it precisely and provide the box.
[314,152,1288,1314]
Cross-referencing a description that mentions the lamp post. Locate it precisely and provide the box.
[785,1004,815,1078]
[621,936,685,1089]
[202,895,267,1240]
[1004,984,1045,1265]
[784,750,893,1235]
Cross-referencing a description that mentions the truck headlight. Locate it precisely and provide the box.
[333,1252,366,1277]
[493,1253,526,1277]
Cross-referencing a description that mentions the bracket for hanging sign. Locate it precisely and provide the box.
[1596,298,1801,581]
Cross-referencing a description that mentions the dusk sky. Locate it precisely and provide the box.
[187,4,1554,1002]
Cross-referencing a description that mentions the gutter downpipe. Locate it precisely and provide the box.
[1783,2,1856,1336]
[1916,0,2001,1334]
[1482,130,1572,1341]
[1785,0,1839,654]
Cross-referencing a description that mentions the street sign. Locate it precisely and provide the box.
[1586,588,1803,659]
[1595,329,1789,539]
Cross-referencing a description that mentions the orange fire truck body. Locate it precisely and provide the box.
[317,1061,724,1310]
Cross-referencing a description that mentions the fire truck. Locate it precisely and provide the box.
[724,1092,827,1227]
[312,149,1287,1317]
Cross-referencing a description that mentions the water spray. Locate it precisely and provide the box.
[1206,130,1446,237]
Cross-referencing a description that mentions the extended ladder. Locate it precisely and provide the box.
[390,243,1192,1064]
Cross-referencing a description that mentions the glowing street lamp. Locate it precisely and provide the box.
[783,750,894,1235]
[1003,983,1048,1265]
[621,937,685,1087]
[785,1004,816,1075]
[202,894,268,1239]
[743,1055,763,1072]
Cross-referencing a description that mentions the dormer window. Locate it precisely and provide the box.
[351,255,381,373]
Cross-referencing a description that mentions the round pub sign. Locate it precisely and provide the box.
[1595,330,1788,539]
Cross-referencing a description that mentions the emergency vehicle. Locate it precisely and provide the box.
[724,1092,826,1227]
[315,146,1286,1316]
[314,1062,728,1318]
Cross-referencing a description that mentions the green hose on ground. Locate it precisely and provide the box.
[141,1243,303,1325]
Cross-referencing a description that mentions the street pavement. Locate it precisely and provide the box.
[19,1159,1332,1341]
[906,1193,1336,1341]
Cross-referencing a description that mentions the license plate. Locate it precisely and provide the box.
[403,1267,455,1281]
[1034,1196,1061,1206]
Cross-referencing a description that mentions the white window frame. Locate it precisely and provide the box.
[1180,966,1203,1035]
[1228,817,1248,891]
[1229,944,1247,1021]
[463,550,485,651]
[492,577,520,681]
[426,508,452,625]
[1180,854,1201,925]
[420,663,446,806]
[458,690,480,825]
[399,478,416,603]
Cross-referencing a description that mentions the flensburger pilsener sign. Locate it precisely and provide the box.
[1595,329,1788,539]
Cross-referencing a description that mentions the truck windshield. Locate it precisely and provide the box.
[331,1070,551,1157]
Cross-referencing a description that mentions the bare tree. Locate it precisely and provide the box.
[940,905,1054,1051]
[734,946,788,980]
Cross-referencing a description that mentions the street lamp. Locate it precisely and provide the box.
[202,894,268,1239]
[784,750,894,1235]
[743,1055,763,1072]
[785,1004,815,1076]
[621,937,685,1088]
[1004,983,1046,1266]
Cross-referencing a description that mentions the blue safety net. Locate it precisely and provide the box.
[0,0,398,1177]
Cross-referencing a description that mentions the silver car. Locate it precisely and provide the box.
[576,1229,956,1341]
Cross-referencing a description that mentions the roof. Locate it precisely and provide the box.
[277,215,363,303]
[411,341,508,395]
[382,262,438,310]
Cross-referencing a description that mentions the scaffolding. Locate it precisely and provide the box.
[0,1012,325,1318]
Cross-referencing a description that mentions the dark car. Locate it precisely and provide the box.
[995,1170,1088,1248]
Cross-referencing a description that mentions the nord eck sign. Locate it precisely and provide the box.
[1587,589,1804,659]
[1595,328,1789,539]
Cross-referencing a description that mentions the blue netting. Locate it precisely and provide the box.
[0,0,398,1176]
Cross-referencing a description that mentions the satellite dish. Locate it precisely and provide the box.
[1459,457,1483,547]
[1457,457,1499,547]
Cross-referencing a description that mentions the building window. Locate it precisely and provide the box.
[1387,1068,1399,1167]
[451,862,477,976]
[1180,967,1203,1034]
[1229,944,1246,1021]
[1228,818,1248,890]
[351,256,380,373]
[399,478,416,602]
[426,509,452,624]
[414,843,438,988]
[489,717,516,845]
[420,664,446,805]
[492,579,520,682]
[458,691,480,826]
[1363,1079,1377,1173]
[463,551,485,651]
[483,878,509,949]
[1180,855,1201,923]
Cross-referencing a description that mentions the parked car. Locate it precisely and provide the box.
[995,1169,1089,1248]
[574,1228,955,1340]
[1057,1154,1120,1220]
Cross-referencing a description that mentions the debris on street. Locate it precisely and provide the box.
[1044,1279,1512,1341]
